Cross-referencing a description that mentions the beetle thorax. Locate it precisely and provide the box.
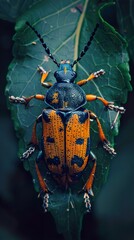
[45,82,87,111]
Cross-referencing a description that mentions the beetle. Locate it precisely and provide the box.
[9,22,125,212]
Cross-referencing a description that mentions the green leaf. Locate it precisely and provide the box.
[0,0,40,22]
[6,0,132,239]
[116,0,134,61]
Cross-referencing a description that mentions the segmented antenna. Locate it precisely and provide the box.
[71,23,99,67]
[26,22,60,67]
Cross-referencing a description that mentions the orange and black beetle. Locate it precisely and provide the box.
[9,22,125,212]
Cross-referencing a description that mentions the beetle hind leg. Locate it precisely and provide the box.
[90,111,116,155]
[35,152,50,212]
[83,152,97,212]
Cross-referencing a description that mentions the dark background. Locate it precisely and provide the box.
[0,5,134,240]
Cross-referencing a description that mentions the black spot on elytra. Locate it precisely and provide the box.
[76,138,84,145]
[59,127,63,132]
[71,155,84,167]
[47,156,60,166]
[46,136,55,143]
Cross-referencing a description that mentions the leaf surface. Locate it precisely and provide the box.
[6,0,131,239]
[0,0,39,22]
[116,0,134,61]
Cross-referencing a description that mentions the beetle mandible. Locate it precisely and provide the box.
[9,22,125,212]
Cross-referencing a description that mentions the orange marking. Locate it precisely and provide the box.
[42,110,64,175]
[63,101,68,108]
[51,92,59,104]
[66,111,90,174]
[42,110,91,187]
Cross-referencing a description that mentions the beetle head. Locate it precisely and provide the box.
[54,60,77,83]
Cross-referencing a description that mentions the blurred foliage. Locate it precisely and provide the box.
[0,0,39,22]
[0,0,134,240]
[116,0,134,62]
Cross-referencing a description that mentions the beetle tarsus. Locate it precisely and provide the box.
[20,146,36,160]
[107,104,125,114]
[42,193,49,212]
[9,96,26,104]
[37,65,49,74]
[103,141,116,155]
[94,69,105,78]
[84,192,91,212]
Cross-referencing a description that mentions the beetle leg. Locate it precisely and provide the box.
[86,95,125,115]
[77,69,105,86]
[35,151,50,212]
[20,115,42,160]
[83,152,97,212]
[86,94,111,106]
[35,162,50,212]
[9,94,45,106]
[38,65,52,88]
[20,146,36,160]
[35,162,49,194]
[90,111,116,155]
[30,114,42,146]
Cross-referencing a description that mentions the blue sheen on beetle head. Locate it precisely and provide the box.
[54,60,77,83]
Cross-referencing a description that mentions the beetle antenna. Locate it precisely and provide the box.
[71,23,99,67]
[26,21,60,67]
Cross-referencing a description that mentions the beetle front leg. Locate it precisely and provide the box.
[77,69,105,86]
[38,65,52,88]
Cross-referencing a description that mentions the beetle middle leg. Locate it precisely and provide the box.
[77,69,105,86]
[9,94,45,106]
[20,114,42,160]
[89,111,116,155]
[86,94,125,115]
